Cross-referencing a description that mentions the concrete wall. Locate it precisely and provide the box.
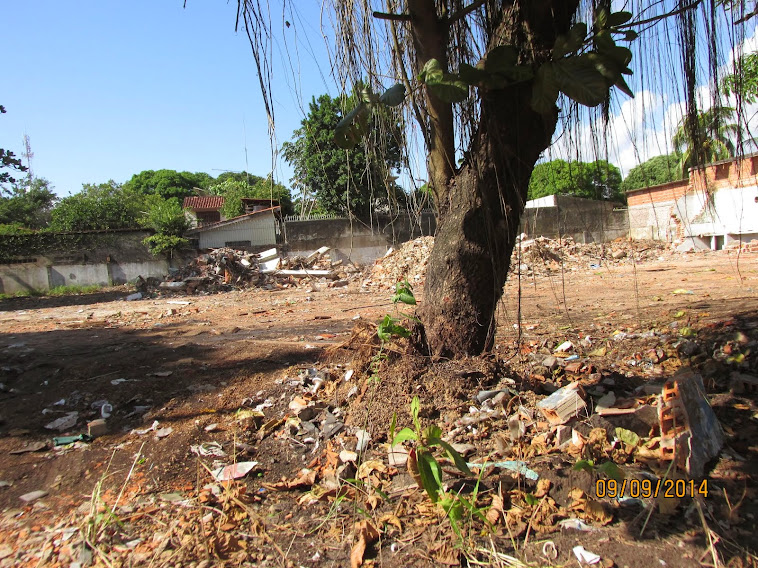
[0,259,175,294]
[284,212,436,264]
[521,196,628,242]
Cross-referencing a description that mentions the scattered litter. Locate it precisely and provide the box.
[131,420,160,436]
[536,382,587,425]
[53,434,92,446]
[190,442,226,457]
[125,292,143,301]
[87,419,108,438]
[19,490,48,503]
[355,429,371,452]
[10,441,47,455]
[151,371,173,377]
[44,412,79,432]
[559,518,594,531]
[468,460,539,480]
[212,461,259,481]
[572,545,601,565]
[154,427,173,439]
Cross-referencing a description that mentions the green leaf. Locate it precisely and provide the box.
[531,63,559,114]
[436,439,472,475]
[360,88,380,104]
[623,30,639,42]
[392,291,416,305]
[484,45,519,74]
[389,411,397,442]
[440,496,464,520]
[379,83,406,107]
[416,449,443,502]
[458,63,491,86]
[595,7,610,29]
[427,74,469,103]
[484,46,534,82]
[573,459,595,473]
[524,493,539,506]
[553,55,610,107]
[553,23,587,58]
[391,427,418,446]
[614,75,634,98]
[597,461,625,482]
[411,395,421,431]
[423,425,443,442]
[608,11,633,27]
[418,58,444,84]
[334,103,369,149]
[614,427,640,447]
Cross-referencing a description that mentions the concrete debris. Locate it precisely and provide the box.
[658,368,723,477]
[536,382,587,425]
[363,235,681,290]
[144,246,356,295]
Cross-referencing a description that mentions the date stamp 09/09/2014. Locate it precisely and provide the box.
[595,478,710,499]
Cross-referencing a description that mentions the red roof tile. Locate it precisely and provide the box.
[182,196,225,210]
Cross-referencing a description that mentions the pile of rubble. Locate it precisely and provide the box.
[138,247,360,297]
[361,236,434,290]
[513,236,676,276]
[362,235,681,290]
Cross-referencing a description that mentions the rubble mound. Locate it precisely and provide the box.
[162,247,266,294]
[362,236,434,290]
[364,235,679,289]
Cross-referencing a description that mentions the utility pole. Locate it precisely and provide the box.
[22,134,33,181]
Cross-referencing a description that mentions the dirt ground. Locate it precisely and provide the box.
[0,249,756,567]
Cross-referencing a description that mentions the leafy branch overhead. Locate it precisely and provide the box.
[335,7,636,146]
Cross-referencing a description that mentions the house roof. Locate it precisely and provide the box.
[185,206,280,234]
[183,196,225,210]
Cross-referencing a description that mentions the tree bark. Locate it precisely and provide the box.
[418,0,578,358]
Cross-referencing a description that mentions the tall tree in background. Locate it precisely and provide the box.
[0,105,28,191]
[238,0,742,357]
[673,106,738,175]
[124,169,213,200]
[282,93,403,220]
[50,181,145,231]
[621,153,683,191]
[0,176,57,230]
[528,160,623,201]
[208,176,294,217]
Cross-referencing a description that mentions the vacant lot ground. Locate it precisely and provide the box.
[0,250,755,567]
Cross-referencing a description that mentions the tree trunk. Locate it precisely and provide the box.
[420,84,558,357]
[406,0,579,357]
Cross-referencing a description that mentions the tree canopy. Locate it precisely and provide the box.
[124,169,213,200]
[208,176,294,217]
[0,105,28,190]
[722,51,758,104]
[672,106,738,175]
[528,160,623,201]
[621,154,683,191]
[49,181,146,231]
[0,176,57,230]
[281,92,403,219]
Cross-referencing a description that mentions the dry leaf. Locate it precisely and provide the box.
[534,478,552,498]
[378,513,403,533]
[350,520,380,568]
[486,494,504,525]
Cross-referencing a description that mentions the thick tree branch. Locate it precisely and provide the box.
[372,10,412,22]
[447,0,487,25]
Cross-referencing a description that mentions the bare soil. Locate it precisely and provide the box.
[0,250,756,567]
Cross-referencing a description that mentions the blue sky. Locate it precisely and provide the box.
[3,2,756,198]
[1,1,332,196]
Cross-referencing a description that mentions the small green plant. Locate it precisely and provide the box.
[48,284,102,296]
[369,279,418,382]
[390,395,471,502]
[142,233,189,256]
[391,397,495,541]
